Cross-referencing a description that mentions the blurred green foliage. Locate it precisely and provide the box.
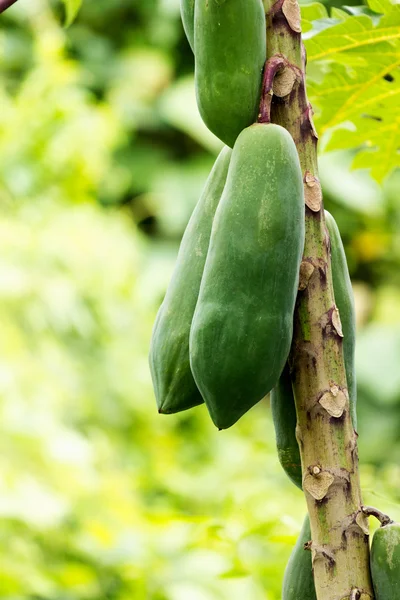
[302,0,400,181]
[0,1,399,599]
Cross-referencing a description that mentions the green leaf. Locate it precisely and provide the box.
[306,11,400,61]
[304,4,400,180]
[301,3,329,33]
[62,0,82,27]
[330,7,350,20]
[367,0,395,15]
[301,2,328,21]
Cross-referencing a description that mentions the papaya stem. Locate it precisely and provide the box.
[258,55,302,124]
[258,55,286,123]
[362,506,394,527]
[0,0,18,14]
[262,0,374,597]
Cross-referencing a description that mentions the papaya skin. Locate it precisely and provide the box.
[325,210,357,430]
[271,210,357,488]
[190,123,305,430]
[371,522,400,600]
[283,515,316,600]
[180,0,195,52]
[194,0,266,147]
[270,364,302,489]
[149,147,231,414]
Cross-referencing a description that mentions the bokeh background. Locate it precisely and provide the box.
[1,0,399,598]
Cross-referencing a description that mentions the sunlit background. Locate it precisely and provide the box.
[1,0,400,598]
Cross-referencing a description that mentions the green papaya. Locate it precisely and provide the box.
[271,210,357,488]
[371,522,400,600]
[194,0,266,148]
[180,0,195,52]
[149,147,232,414]
[190,123,305,430]
[283,516,316,600]
[325,210,357,430]
[270,363,302,489]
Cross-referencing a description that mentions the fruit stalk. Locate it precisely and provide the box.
[261,0,374,597]
[362,506,394,527]
[0,0,18,14]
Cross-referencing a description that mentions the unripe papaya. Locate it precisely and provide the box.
[190,124,305,430]
[283,516,316,600]
[271,210,357,488]
[149,147,232,414]
[325,210,357,430]
[180,0,195,52]
[270,363,302,489]
[194,0,266,148]
[371,522,400,600]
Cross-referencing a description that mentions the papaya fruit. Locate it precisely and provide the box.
[325,210,357,430]
[149,146,232,414]
[180,0,195,52]
[283,515,316,600]
[271,210,357,488]
[190,123,305,430]
[194,0,266,148]
[371,522,400,600]
[270,363,302,489]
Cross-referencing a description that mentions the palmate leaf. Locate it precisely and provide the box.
[302,0,400,181]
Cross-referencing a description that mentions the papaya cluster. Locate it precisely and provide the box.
[150,1,400,597]
[151,0,305,430]
[150,124,305,430]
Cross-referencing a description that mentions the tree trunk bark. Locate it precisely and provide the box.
[262,1,374,598]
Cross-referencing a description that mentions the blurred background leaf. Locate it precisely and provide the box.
[61,0,82,26]
[0,1,399,599]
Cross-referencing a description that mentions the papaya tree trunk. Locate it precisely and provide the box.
[261,1,374,598]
